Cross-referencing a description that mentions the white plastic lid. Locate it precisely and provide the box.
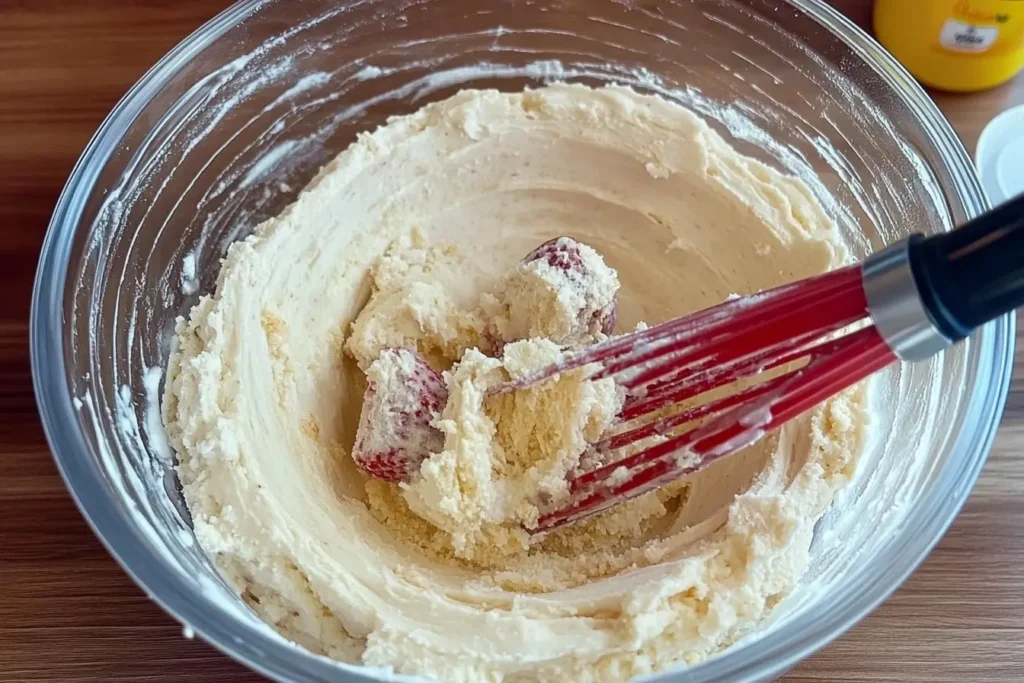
[975,103,1024,205]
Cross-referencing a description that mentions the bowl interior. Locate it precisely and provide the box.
[34,1,1002,681]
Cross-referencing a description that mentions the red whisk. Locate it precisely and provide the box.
[495,194,1024,533]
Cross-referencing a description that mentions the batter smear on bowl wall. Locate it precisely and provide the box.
[163,84,869,681]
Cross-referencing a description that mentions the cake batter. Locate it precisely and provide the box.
[164,83,868,682]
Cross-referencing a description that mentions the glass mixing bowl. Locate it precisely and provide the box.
[31,0,1012,681]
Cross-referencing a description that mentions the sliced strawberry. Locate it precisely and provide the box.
[522,236,618,339]
[352,348,447,483]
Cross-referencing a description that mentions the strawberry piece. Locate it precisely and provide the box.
[522,236,618,339]
[352,348,447,482]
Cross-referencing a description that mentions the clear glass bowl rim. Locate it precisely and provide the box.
[30,1,1014,681]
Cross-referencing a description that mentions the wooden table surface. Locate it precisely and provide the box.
[2,1,1023,681]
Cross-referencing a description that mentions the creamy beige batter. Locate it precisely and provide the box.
[164,83,868,682]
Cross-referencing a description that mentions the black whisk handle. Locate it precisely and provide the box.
[908,193,1024,342]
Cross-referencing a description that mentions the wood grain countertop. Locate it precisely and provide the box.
[2,1,1023,681]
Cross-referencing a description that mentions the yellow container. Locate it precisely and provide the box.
[874,0,1024,92]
